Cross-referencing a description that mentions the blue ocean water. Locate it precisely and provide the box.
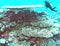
[0,0,60,18]
[0,0,60,21]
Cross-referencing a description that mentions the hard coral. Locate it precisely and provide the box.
[5,10,38,24]
[1,32,9,38]
[2,17,10,23]
[8,11,24,23]
[16,11,25,23]
[23,36,48,46]
[38,12,47,16]
[6,10,15,17]
[0,43,7,46]
[24,11,38,22]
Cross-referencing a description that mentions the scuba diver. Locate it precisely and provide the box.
[44,1,57,12]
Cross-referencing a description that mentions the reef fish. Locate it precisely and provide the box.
[45,1,57,12]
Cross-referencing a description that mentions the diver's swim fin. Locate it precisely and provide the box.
[52,7,57,12]
[53,7,56,9]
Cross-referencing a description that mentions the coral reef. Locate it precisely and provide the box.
[0,8,60,46]
[40,39,56,46]
[21,26,59,38]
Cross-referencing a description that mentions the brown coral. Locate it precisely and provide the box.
[5,10,15,17]
[4,10,38,24]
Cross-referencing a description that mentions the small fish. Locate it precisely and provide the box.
[45,1,57,12]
